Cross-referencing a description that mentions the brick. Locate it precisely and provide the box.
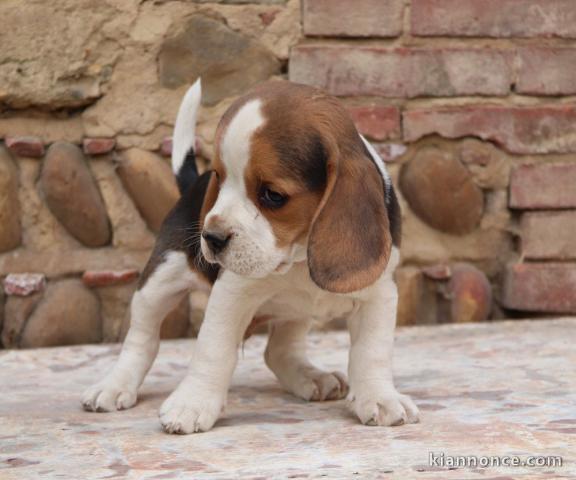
[521,211,576,260]
[83,137,116,155]
[503,263,576,313]
[516,48,576,96]
[510,163,576,209]
[403,105,576,155]
[412,0,576,38]
[3,273,46,297]
[290,45,511,98]
[82,269,140,288]
[303,0,403,37]
[347,105,400,141]
[5,136,45,157]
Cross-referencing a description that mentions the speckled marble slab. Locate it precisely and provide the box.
[1,319,575,479]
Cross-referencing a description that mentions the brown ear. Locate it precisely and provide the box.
[199,171,219,227]
[307,146,392,293]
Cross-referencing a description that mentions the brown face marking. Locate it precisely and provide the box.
[199,173,218,228]
[245,135,325,247]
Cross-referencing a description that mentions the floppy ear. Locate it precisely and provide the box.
[199,171,219,227]
[307,145,392,293]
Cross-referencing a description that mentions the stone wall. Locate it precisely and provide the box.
[1,0,575,348]
[0,0,300,348]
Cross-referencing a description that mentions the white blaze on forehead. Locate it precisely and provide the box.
[220,99,266,184]
[205,98,285,277]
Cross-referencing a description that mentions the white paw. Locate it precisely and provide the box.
[284,369,349,402]
[82,378,137,412]
[349,388,420,426]
[159,387,223,434]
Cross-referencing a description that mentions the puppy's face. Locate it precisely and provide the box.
[201,96,325,278]
[201,82,395,292]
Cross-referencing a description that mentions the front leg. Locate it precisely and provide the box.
[347,276,420,426]
[159,271,269,434]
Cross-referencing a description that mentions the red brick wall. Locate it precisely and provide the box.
[290,0,576,320]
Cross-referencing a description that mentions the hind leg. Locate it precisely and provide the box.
[82,251,197,412]
[265,319,348,401]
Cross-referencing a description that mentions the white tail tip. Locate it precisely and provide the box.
[172,78,202,176]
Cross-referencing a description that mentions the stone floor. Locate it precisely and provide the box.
[1,318,575,479]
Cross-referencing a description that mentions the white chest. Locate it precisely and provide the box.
[256,264,358,324]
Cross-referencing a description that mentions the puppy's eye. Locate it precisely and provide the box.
[258,185,288,209]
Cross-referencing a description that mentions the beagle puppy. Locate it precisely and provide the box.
[82,80,419,434]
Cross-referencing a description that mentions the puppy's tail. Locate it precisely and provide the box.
[172,78,202,195]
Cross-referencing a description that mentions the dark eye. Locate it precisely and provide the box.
[258,185,288,209]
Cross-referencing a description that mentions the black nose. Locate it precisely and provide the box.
[202,231,231,254]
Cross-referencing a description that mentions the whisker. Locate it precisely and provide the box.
[182,231,204,252]
[173,223,202,233]
[195,248,209,270]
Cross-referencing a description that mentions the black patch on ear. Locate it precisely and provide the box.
[176,148,199,195]
[360,139,402,246]
[386,184,402,247]
[272,132,328,191]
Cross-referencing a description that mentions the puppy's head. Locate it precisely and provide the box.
[200,81,395,293]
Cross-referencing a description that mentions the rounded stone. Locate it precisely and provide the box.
[448,263,492,323]
[0,146,21,252]
[40,142,111,247]
[158,14,280,105]
[400,146,484,235]
[2,293,42,348]
[89,159,156,250]
[99,284,137,343]
[101,289,191,343]
[20,279,102,348]
[116,149,179,233]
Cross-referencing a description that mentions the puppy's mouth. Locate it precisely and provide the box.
[200,238,287,276]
